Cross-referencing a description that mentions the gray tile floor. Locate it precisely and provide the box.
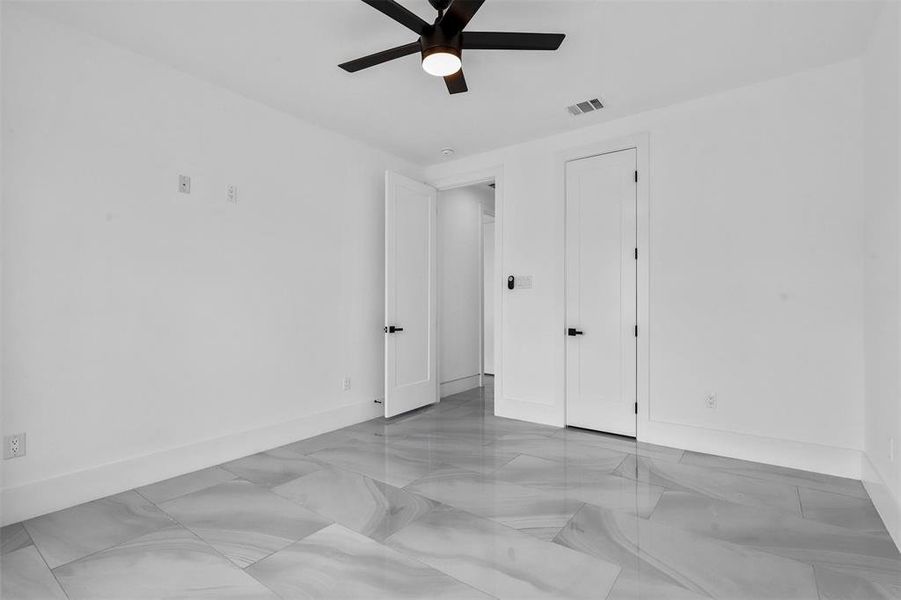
[2,379,900,599]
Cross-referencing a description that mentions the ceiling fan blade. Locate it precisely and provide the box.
[361,0,430,35]
[444,69,468,94]
[440,0,485,34]
[339,41,421,72]
[463,31,565,51]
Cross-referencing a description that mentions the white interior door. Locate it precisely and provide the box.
[385,172,438,418]
[565,149,637,436]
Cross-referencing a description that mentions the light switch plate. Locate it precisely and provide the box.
[178,174,191,194]
[514,275,533,289]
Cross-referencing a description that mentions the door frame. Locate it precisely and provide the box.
[558,134,649,440]
[481,212,496,379]
[429,166,504,411]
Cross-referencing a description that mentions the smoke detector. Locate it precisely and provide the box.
[567,98,604,116]
[441,147,455,157]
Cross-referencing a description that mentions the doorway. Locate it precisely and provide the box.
[564,149,638,437]
[437,181,496,399]
[383,171,500,418]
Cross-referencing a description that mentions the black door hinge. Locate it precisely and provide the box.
[634,325,638,337]
[634,248,638,260]
[634,170,638,183]
[634,402,638,414]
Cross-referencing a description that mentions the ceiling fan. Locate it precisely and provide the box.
[338,0,566,95]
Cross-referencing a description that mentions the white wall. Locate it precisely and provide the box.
[0,8,419,525]
[437,185,491,396]
[483,218,496,375]
[862,1,901,548]
[425,59,866,478]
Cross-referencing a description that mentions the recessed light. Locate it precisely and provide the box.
[441,148,455,157]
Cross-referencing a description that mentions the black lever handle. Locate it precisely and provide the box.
[385,325,404,333]
[567,328,584,336]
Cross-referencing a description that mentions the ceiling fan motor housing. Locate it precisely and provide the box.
[420,26,462,62]
[428,0,454,12]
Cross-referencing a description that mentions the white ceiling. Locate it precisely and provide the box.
[15,0,883,164]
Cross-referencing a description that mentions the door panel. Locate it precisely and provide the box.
[565,149,637,436]
[385,172,438,417]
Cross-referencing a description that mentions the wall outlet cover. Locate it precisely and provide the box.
[4,433,26,459]
[226,185,238,204]
[343,376,352,391]
[705,393,717,409]
[178,174,191,194]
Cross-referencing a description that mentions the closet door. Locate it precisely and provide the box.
[565,149,637,436]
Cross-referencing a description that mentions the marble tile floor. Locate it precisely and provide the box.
[2,379,899,599]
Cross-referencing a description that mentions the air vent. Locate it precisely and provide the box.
[567,97,604,116]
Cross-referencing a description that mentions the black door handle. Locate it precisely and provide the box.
[385,326,404,333]
[567,328,584,336]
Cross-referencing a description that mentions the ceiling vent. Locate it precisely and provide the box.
[567,98,604,116]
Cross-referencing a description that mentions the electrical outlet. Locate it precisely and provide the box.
[705,393,717,409]
[4,433,26,459]
[343,376,352,391]
[178,174,191,194]
[226,185,238,204]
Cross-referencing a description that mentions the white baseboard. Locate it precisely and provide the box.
[494,396,862,479]
[862,452,901,552]
[0,401,382,526]
[641,419,863,479]
[440,374,481,398]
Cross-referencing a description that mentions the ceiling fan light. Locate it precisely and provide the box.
[422,48,462,77]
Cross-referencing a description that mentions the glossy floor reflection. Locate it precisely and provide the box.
[2,378,899,599]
